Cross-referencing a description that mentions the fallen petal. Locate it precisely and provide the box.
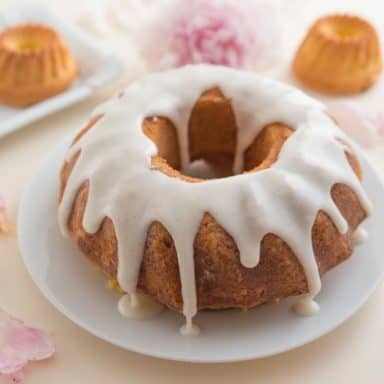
[326,101,380,147]
[0,195,8,234]
[0,309,54,380]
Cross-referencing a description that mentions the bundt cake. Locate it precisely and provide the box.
[0,23,78,107]
[293,14,382,94]
[58,65,371,335]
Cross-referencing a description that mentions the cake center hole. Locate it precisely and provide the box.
[142,88,292,181]
[182,159,234,179]
[142,114,237,180]
[333,24,360,37]
[325,18,366,38]
[5,35,46,53]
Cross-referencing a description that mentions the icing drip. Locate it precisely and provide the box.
[118,293,164,319]
[180,318,200,336]
[293,297,320,316]
[58,65,371,334]
[354,227,368,244]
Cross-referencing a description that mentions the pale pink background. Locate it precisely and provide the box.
[0,0,384,382]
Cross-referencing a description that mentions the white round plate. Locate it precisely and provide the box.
[18,138,384,363]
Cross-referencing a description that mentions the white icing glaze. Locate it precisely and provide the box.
[118,292,164,319]
[180,319,200,336]
[58,65,371,334]
[293,296,320,316]
[184,159,231,179]
[354,227,368,244]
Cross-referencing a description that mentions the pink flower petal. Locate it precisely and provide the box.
[0,309,54,381]
[136,0,279,71]
[10,371,24,384]
[368,110,384,135]
[326,101,381,148]
[0,195,8,234]
[0,370,24,384]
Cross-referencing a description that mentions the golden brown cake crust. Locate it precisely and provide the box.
[59,88,366,312]
[293,14,382,94]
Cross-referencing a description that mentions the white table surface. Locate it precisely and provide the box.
[1,0,384,382]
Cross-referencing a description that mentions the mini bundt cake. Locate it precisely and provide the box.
[0,24,78,107]
[58,65,370,335]
[293,14,382,94]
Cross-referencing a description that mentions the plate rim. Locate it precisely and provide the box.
[17,137,384,363]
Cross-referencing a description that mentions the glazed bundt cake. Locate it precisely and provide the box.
[293,14,382,94]
[58,65,371,335]
[0,24,78,107]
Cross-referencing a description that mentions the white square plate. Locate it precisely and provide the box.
[0,3,123,138]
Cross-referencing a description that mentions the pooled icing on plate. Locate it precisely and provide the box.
[58,65,371,335]
[353,227,368,244]
[118,292,164,319]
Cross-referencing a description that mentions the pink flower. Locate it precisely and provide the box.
[0,195,8,234]
[0,310,54,382]
[327,101,382,148]
[137,0,278,70]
